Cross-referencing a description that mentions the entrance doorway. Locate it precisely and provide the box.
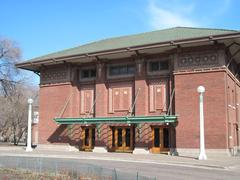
[111,126,134,152]
[81,126,95,151]
[151,126,169,153]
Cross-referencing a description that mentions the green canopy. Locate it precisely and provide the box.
[54,115,177,125]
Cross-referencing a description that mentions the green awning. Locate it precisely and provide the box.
[54,115,177,125]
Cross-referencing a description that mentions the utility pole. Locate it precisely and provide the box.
[197,86,207,160]
[26,98,33,152]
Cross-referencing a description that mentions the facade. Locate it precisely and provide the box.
[17,27,240,155]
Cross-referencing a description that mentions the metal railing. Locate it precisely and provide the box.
[0,156,156,180]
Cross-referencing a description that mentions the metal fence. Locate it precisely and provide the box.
[0,156,156,180]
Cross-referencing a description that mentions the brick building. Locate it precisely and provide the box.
[16,27,240,155]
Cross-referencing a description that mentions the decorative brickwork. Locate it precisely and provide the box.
[40,66,70,84]
[178,53,218,68]
[148,79,168,115]
[80,86,95,116]
[108,83,133,114]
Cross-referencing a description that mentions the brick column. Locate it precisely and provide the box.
[95,62,107,117]
[134,58,148,116]
[133,58,150,154]
[70,66,80,117]
[94,62,108,150]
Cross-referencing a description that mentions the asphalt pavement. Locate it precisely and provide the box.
[0,145,240,179]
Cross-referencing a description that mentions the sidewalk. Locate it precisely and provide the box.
[0,145,240,171]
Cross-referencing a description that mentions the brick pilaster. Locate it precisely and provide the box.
[95,62,107,117]
[134,58,148,116]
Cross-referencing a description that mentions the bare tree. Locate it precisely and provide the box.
[0,83,38,144]
[0,37,38,145]
[0,37,21,96]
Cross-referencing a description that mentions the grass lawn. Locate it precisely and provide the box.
[0,168,107,180]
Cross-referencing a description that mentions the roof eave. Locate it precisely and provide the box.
[16,31,240,71]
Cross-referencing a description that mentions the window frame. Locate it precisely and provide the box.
[79,66,97,81]
[107,63,136,79]
[147,58,170,75]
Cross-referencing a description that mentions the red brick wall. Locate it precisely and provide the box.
[38,52,239,150]
[236,83,240,147]
[39,83,73,144]
[175,71,228,149]
[39,68,235,150]
[226,74,239,148]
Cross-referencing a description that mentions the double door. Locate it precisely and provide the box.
[82,126,95,151]
[151,126,169,153]
[112,126,134,152]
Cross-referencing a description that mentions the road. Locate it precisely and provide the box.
[0,155,240,179]
[72,158,240,180]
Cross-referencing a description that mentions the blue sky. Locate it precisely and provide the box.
[1,0,240,84]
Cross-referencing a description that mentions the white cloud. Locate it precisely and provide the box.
[147,0,232,30]
[148,0,198,29]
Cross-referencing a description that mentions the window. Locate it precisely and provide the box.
[149,61,169,72]
[80,68,96,79]
[109,64,135,76]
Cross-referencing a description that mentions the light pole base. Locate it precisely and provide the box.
[198,153,207,160]
[26,146,33,152]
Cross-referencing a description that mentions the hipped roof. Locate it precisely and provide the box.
[16,27,240,71]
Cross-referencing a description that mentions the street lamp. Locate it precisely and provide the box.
[197,86,207,160]
[26,98,33,152]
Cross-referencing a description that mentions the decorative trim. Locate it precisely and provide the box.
[177,52,219,69]
[108,88,113,113]
[97,63,104,79]
[108,84,133,113]
[149,81,167,112]
[41,66,69,84]
[173,66,225,74]
[40,82,71,87]
[135,58,145,76]
[79,86,95,115]
[80,90,85,114]
[149,85,154,112]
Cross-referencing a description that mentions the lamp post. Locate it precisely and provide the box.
[197,86,207,160]
[26,98,33,152]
